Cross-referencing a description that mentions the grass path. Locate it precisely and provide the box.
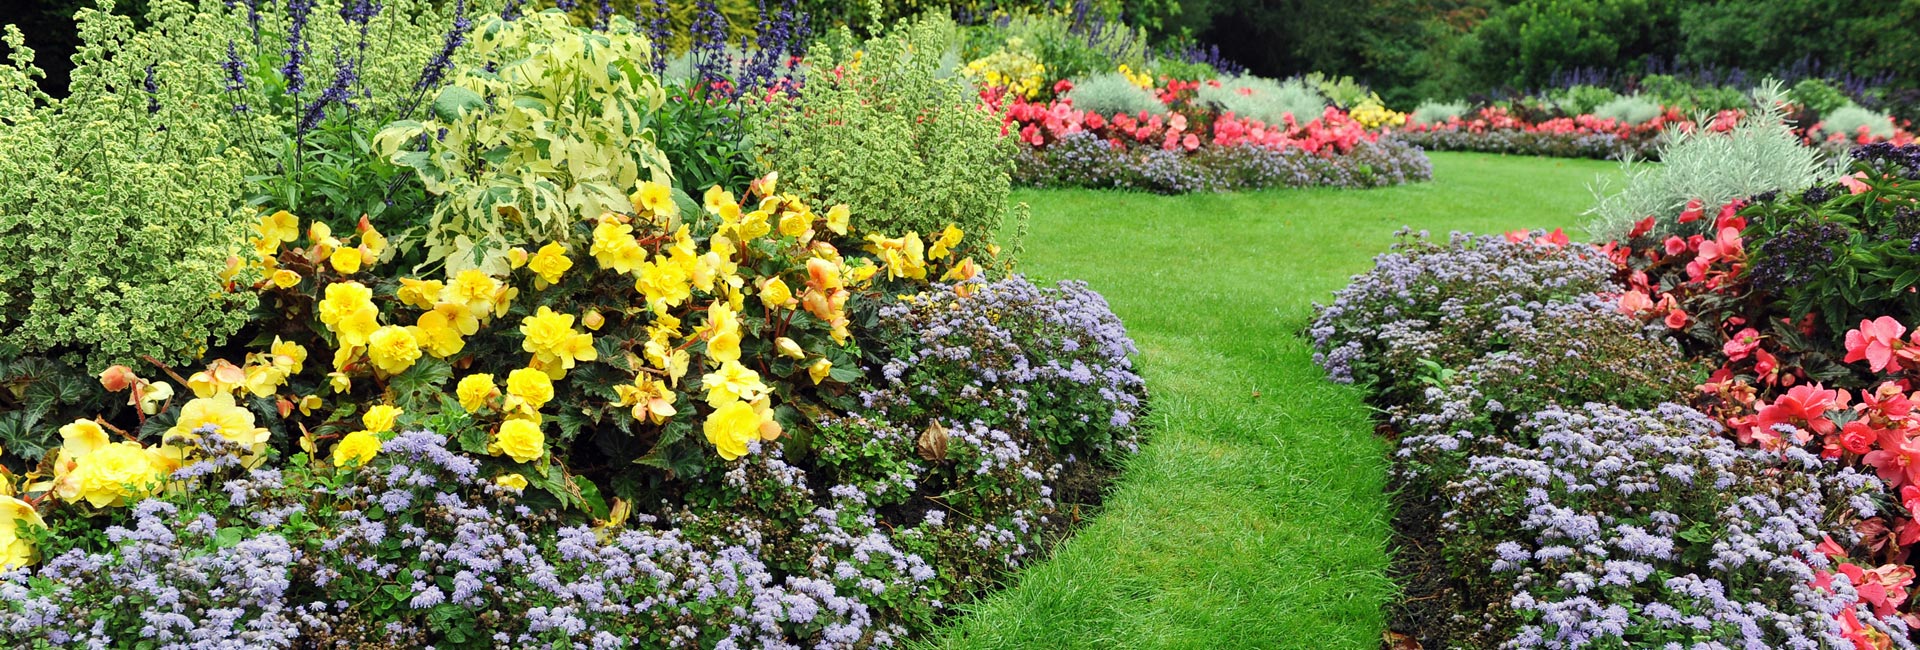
[925,152,1625,649]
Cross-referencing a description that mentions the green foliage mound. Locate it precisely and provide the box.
[753,14,1017,245]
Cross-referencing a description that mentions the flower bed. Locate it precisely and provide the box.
[997,91,1430,192]
[1316,145,1920,648]
[1397,105,1915,161]
[0,3,1148,646]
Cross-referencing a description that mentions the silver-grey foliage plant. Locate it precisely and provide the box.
[1064,72,1168,117]
[1587,82,1829,241]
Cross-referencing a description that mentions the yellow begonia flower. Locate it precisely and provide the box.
[492,419,545,463]
[495,473,529,491]
[760,277,793,310]
[702,185,735,214]
[297,394,323,416]
[809,358,832,385]
[942,257,981,283]
[582,310,605,331]
[330,246,364,274]
[0,495,45,569]
[929,225,963,260]
[259,210,300,244]
[504,367,554,414]
[456,373,498,413]
[590,217,647,274]
[270,338,307,374]
[507,247,530,269]
[270,269,301,289]
[360,225,387,256]
[241,362,288,399]
[774,337,805,360]
[140,382,174,415]
[366,325,423,376]
[519,307,596,377]
[634,259,692,309]
[187,359,247,398]
[825,204,850,235]
[415,305,470,359]
[332,430,381,468]
[362,404,403,434]
[169,393,270,448]
[396,278,445,310]
[634,181,678,219]
[327,371,352,393]
[318,282,380,347]
[446,269,503,321]
[702,400,761,461]
[61,441,169,508]
[528,242,572,288]
[778,210,811,238]
[700,361,765,407]
[613,375,677,425]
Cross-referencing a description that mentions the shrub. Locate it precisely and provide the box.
[1744,144,1920,344]
[1587,83,1828,241]
[1790,77,1855,118]
[0,16,263,371]
[1408,99,1470,126]
[1550,84,1617,116]
[1590,93,1662,125]
[377,10,670,273]
[1309,230,1615,401]
[995,8,1147,83]
[1819,104,1898,140]
[1636,74,1750,114]
[753,15,1017,245]
[1196,75,1327,126]
[1064,71,1167,117]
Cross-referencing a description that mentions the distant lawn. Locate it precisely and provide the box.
[925,152,1626,649]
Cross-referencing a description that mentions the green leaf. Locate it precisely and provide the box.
[572,475,610,520]
[432,86,488,122]
[214,527,248,548]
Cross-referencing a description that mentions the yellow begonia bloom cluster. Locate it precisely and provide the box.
[963,39,1049,99]
[332,430,381,468]
[1117,64,1155,90]
[49,420,173,509]
[520,307,596,378]
[492,418,545,463]
[1349,100,1407,130]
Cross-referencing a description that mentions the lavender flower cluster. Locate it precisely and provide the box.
[1394,129,1656,161]
[1444,403,1908,650]
[1317,228,1909,648]
[1,432,938,647]
[867,277,1147,456]
[1389,298,1691,483]
[1308,229,1615,394]
[1013,133,1433,194]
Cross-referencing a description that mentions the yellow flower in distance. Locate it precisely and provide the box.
[495,473,529,491]
[270,269,301,289]
[258,210,300,244]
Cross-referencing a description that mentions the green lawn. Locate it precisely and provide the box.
[925,152,1625,649]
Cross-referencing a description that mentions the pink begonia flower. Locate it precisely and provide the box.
[1755,383,1849,437]
[1617,290,1654,316]
[1845,316,1909,373]
[1181,133,1200,151]
[1722,327,1762,361]
[1841,420,1879,455]
[1864,427,1920,489]
[1663,236,1688,257]
[1839,172,1872,195]
[1677,198,1705,223]
[1664,308,1689,330]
